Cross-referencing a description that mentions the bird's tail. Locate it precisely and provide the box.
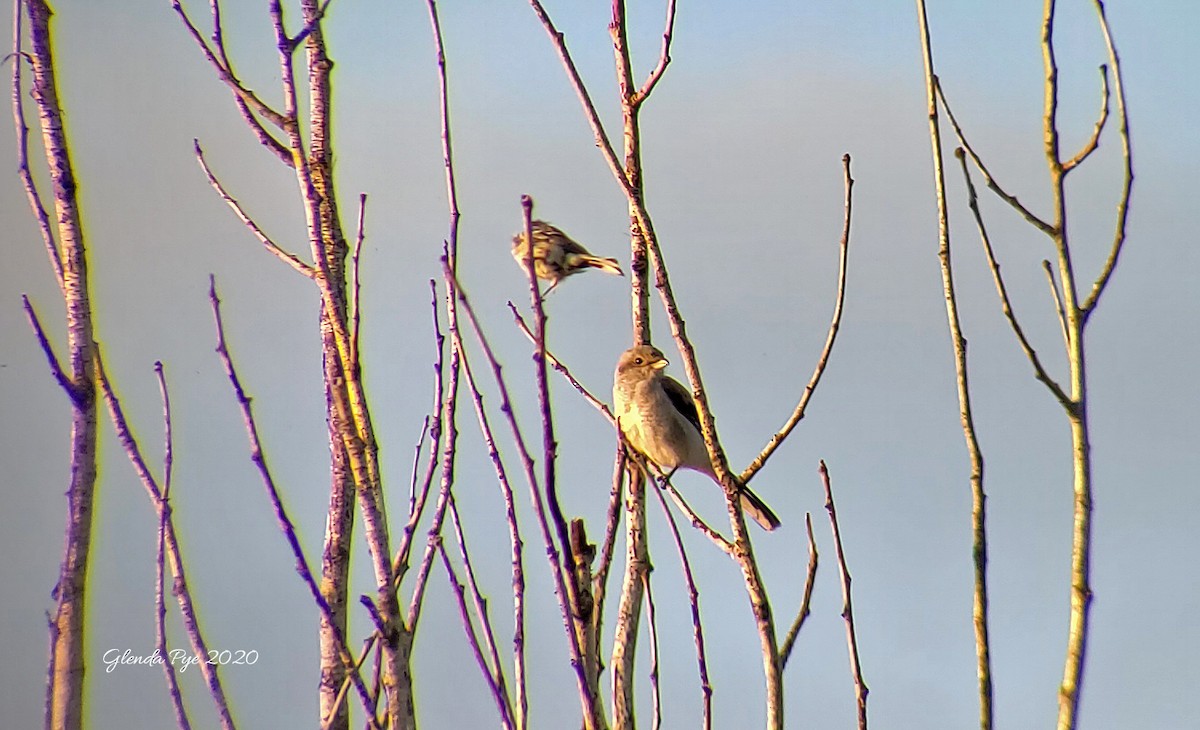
[579,255,624,277]
[739,485,782,531]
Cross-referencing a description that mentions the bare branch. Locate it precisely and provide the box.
[442,309,529,725]
[1081,1,1134,317]
[438,527,515,730]
[914,10,994,726]
[741,154,853,483]
[208,277,378,728]
[644,571,662,730]
[934,80,1056,237]
[649,480,713,729]
[956,149,1073,410]
[1042,259,1071,354]
[657,475,734,556]
[94,348,237,729]
[779,513,819,669]
[287,0,335,51]
[1062,66,1110,172]
[394,281,448,581]
[820,461,868,729]
[509,301,615,423]
[520,195,575,580]
[151,362,191,730]
[526,1,637,201]
[445,262,600,724]
[21,296,75,401]
[170,0,291,133]
[631,0,677,106]
[349,193,366,369]
[193,139,316,277]
[9,9,61,290]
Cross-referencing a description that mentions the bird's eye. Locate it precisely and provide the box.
[634,357,644,365]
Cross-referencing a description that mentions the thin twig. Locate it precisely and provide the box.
[208,277,378,729]
[151,362,191,730]
[21,296,75,401]
[1062,66,1110,172]
[9,5,62,290]
[170,0,291,132]
[94,349,236,730]
[649,479,712,729]
[1081,0,1134,317]
[193,140,316,277]
[509,302,614,422]
[934,79,1056,237]
[631,0,677,106]
[644,571,662,730]
[1043,260,1071,354]
[520,194,575,588]
[349,192,366,370]
[915,7,994,726]
[742,154,853,483]
[448,263,599,724]
[656,474,734,556]
[956,149,1073,409]
[779,513,819,669]
[393,281,447,580]
[448,315,529,729]
[438,533,515,730]
[820,461,868,729]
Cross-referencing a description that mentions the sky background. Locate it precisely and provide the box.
[2,1,1197,728]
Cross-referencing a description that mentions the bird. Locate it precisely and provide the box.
[512,220,624,295]
[613,345,781,531]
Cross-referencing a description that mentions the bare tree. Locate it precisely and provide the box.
[915,1,1133,728]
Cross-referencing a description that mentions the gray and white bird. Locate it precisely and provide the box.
[613,345,781,531]
[512,220,624,295]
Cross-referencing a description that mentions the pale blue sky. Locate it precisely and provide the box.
[2,1,1197,728]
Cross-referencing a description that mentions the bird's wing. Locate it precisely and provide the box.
[660,376,703,435]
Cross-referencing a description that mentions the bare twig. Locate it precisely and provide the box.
[741,154,854,483]
[193,140,316,277]
[655,474,733,556]
[520,195,575,587]
[956,149,1073,410]
[649,480,712,729]
[349,193,366,369]
[644,571,662,730]
[170,0,291,130]
[820,461,868,729]
[631,0,677,107]
[509,302,614,422]
[151,363,191,730]
[1043,259,1071,354]
[1081,0,1134,317]
[915,7,994,726]
[591,448,627,615]
[9,5,61,290]
[208,277,378,729]
[779,513,819,669]
[393,281,447,580]
[21,297,75,401]
[445,311,529,728]
[1062,66,1110,172]
[94,348,236,730]
[438,526,515,730]
[934,80,1056,237]
[204,0,290,164]
[447,263,600,725]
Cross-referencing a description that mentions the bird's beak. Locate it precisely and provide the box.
[651,359,668,370]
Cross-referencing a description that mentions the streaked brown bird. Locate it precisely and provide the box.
[512,220,624,295]
[613,345,782,531]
